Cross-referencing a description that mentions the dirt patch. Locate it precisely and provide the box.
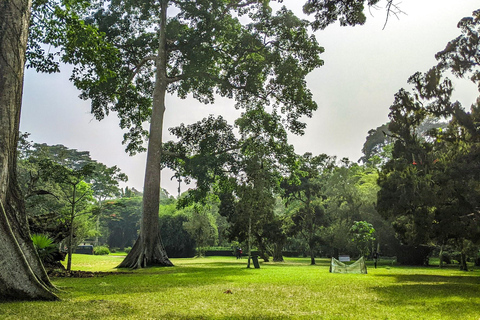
[48,270,132,278]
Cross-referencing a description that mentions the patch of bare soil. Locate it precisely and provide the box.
[48,270,132,278]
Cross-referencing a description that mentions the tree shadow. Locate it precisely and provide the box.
[371,273,480,317]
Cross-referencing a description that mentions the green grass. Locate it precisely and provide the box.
[1,255,479,319]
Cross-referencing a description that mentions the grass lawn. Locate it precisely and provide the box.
[1,255,479,319]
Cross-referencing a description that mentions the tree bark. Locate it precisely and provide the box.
[66,184,76,271]
[309,247,316,265]
[273,240,285,262]
[118,0,172,268]
[255,235,269,262]
[0,0,57,300]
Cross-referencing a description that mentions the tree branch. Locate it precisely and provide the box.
[383,0,406,30]
[127,55,158,84]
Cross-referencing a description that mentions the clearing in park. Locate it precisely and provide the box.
[1,255,479,319]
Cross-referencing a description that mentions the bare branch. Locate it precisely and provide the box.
[383,1,406,30]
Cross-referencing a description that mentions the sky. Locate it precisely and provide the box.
[20,0,480,196]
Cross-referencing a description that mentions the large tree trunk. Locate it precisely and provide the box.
[0,0,57,300]
[118,0,172,269]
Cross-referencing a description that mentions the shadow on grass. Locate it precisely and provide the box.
[54,262,263,297]
[371,273,480,317]
[375,273,480,286]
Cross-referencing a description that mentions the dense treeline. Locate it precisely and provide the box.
[17,136,397,264]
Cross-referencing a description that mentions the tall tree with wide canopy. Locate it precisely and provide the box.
[377,10,480,269]
[162,107,296,263]
[0,0,57,300]
[72,0,323,268]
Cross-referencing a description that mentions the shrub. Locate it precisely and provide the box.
[124,247,132,254]
[93,246,110,255]
[31,233,56,261]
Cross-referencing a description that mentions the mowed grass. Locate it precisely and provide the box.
[1,255,479,319]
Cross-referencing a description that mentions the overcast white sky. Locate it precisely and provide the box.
[20,0,480,196]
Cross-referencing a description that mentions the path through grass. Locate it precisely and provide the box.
[1,256,479,319]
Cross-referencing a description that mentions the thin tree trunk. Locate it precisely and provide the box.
[0,0,57,300]
[459,241,468,271]
[247,216,252,268]
[439,244,444,268]
[66,185,76,271]
[309,247,316,265]
[118,0,172,268]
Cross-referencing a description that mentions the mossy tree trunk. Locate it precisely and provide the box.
[0,0,57,300]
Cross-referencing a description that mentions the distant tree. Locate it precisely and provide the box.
[17,142,127,270]
[281,153,335,265]
[350,220,375,258]
[359,123,392,165]
[183,204,218,257]
[100,196,142,249]
[89,162,127,245]
[38,159,95,271]
[158,212,196,258]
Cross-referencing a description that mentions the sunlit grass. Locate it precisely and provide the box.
[1,255,479,319]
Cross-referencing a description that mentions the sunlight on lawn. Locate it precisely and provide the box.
[2,255,478,319]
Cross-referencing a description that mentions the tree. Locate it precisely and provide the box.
[71,1,323,268]
[38,159,96,271]
[350,220,375,258]
[158,212,196,258]
[303,0,403,30]
[89,162,128,246]
[0,0,58,300]
[162,107,294,264]
[17,141,127,270]
[281,153,335,265]
[183,204,218,257]
[377,10,480,268]
[100,196,142,249]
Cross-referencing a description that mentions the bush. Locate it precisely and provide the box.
[93,246,110,255]
[124,247,132,254]
[31,233,56,261]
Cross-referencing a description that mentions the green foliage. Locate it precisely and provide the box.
[64,1,324,154]
[182,204,218,257]
[16,140,128,270]
[281,152,335,263]
[303,0,402,31]
[99,196,142,249]
[350,221,375,258]
[93,246,110,255]
[31,233,56,261]
[377,10,480,269]
[158,213,196,258]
